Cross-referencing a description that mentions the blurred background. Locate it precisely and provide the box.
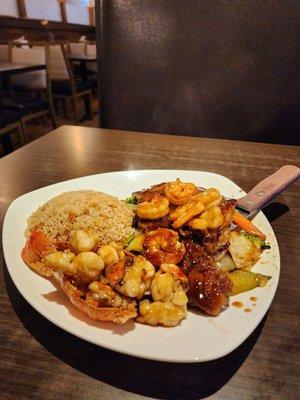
[0,0,299,157]
[97,0,300,145]
[0,0,97,156]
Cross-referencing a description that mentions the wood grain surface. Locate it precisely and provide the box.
[0,126,299,400]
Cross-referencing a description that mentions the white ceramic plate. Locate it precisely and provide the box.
[2,170,280,363]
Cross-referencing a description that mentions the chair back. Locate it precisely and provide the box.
[10,44,47,89]
[48,43,78,99]
[97,1,299,144]
[0,44,9,62]
[48,44,69,80]
[86,43,96,57]
[85,42,97,73]
[7,42,55,126]
[70,42,86,56]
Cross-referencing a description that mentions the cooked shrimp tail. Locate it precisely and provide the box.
[142,228,186,266]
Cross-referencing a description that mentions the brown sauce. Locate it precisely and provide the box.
[244,308,252,313]
[250,296,257,301]
[232,301,243,308]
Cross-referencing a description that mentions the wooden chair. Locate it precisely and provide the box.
[85,42,96,57]
[9,41,48,97]
[49,43,93,125]
[85,42,97,74]
[4,42,57,142]
[0,108,25,153]
[83,41,97,97]
[69,42,86,56]
[67,41,88,81]
[0,44,9,62]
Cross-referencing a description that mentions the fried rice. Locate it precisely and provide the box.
[25,190,135,245]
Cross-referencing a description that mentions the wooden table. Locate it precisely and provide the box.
[0,62,46,77]
[0,126,299,400]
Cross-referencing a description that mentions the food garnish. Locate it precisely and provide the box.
[125,196,135,204]
[228,270,271,296]
[233,211,266,240]
[240,231,271,249]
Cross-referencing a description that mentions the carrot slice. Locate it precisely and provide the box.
[233,211,266,240]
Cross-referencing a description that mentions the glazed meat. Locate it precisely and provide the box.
[181,238,213,275]
[200,228,231,258]
[133,182,167,203]
[137,214,173,231]
[187,267,232,316]
[181,239,232,316]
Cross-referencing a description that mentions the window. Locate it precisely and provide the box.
[0,0,19,17]
[66,1,90,25]
[25,0,61,22]
[67,0,90,5]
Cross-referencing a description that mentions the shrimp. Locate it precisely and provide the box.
[71,251,105,283]
[136,194,169,220]
[70,230,98,253]
[170,188,223,229]
[188,205,224,230]
[98,242,125,267]
[170,198,205,229]
[164,178,199,205]
[219,199,236,229]
[55,273,137,324]
[44,250,105,284]
[138,300,187,327]
[87,280,134,308]
[151,263,189,302]
[21,230,57,276]
[188,218,208,230]
[137,264,188,327]
[44,251,76,275]
[192,188,222,207]
[106,254,155,299]
[142,228,186,266]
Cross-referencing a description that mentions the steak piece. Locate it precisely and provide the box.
[181,239,232,316]
[137,214,173,231]
[133,182,167,203]
[187,266,232,316]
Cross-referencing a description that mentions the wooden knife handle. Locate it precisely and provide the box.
[237,165,300,213]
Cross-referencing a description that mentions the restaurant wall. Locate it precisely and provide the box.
[97,0,300,144]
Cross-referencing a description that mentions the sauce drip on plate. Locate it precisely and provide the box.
[232,301,243,308]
